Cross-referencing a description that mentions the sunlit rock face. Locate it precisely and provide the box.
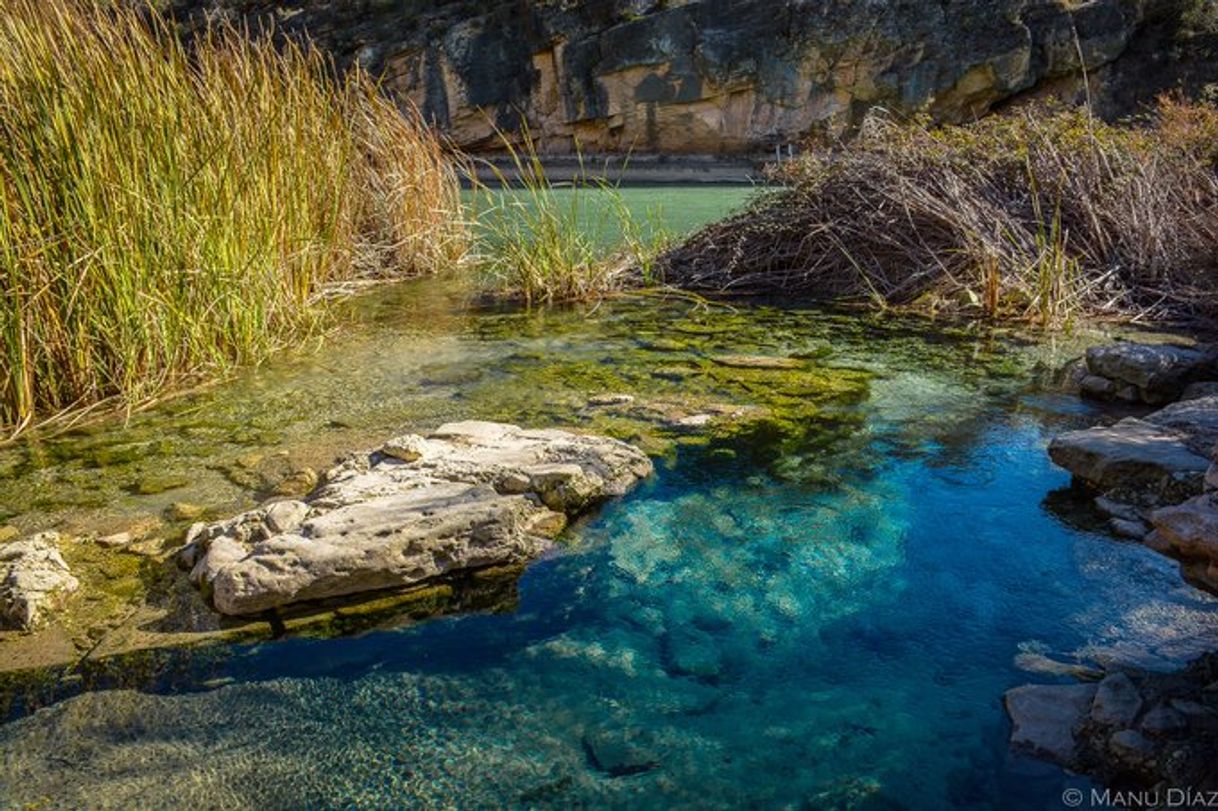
[186,422,653,615]
[171,0,1214,154]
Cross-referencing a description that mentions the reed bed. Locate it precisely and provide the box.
[0,0,465,437]
[661,100,1218,325]
[472,131,668,305]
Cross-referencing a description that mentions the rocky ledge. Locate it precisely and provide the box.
[1049,341,1218,591]
[1006,656,1218,796]
[182,421,653,616]
[1019,339,1218,794]
[172,0,1218,154]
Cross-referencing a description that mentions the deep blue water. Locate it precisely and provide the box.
[2,300,1217,809]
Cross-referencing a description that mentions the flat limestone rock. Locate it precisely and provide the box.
[1144,395,1218,458]
[1085,343,1216,403]
[188,422,653,616]
[1048,418,1209,498]
[1005,683,1098,767]
[0,531,79,631]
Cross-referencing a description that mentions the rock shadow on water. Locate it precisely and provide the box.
[0,564,528,724]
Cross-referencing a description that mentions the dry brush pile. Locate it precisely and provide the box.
[661,100,1218,325]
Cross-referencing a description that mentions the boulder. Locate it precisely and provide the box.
[1091,672,1143,728]
[1144,396,1218,458]
[1048,418,1210,500]
[1107,729,1158,773]
[0,531,79,630]
[187,422,652,615]
[1150,495,1218,561]
[1139,706,1188,738]
[1084,343,1216,404]
[1005,683,1098,766]
[1148,494,1218,593]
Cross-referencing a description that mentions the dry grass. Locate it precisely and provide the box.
[0,0,465,437]
[661,99,1218,326]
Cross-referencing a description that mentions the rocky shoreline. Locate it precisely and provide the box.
[1008,339,1218,798]
[0,421,653,678]
[1050,341,1218,592]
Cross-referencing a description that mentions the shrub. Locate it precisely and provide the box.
[661,100,1218,325]
[0,0,465,436]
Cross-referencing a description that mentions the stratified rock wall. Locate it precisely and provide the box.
[172,0,1217,153]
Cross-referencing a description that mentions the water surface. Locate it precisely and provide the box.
[1,189,1215,810]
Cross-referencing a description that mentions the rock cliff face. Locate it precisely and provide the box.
[173,0,1217,153]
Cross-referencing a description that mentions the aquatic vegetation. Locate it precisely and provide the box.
[0,0,465,437]
[472,131,672,304]
[663,98,1218,325]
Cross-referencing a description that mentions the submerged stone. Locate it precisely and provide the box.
[710,354,804,370]
[1004,683,1097,766]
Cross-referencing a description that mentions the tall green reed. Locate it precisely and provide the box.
[0,0,465,436]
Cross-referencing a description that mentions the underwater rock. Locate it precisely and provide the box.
[96,532,133,549]
[587,393,635,407]
[1083,343,1217,405]
[0,531,79,631]
[1004,683,1096,766]
[710,355,803,370]
[166,502,206,522]
[187,421,652,615]
[1090,672,1143,728]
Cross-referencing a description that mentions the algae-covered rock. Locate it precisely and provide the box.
[188,422,652,615]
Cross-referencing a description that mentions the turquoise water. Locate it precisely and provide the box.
[2,292,1217,809]
[464,184,758,248]
[1,188,1216,809]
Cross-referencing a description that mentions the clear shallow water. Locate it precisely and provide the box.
[1,192,1217,809]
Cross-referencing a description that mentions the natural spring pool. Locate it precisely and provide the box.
[0,189,1216,810]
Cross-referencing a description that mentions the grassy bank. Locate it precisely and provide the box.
[662,99,1218,325]
[0,0,465,437]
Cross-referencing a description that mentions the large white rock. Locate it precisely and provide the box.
[0,531,79,630]
[188,422,653,615]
